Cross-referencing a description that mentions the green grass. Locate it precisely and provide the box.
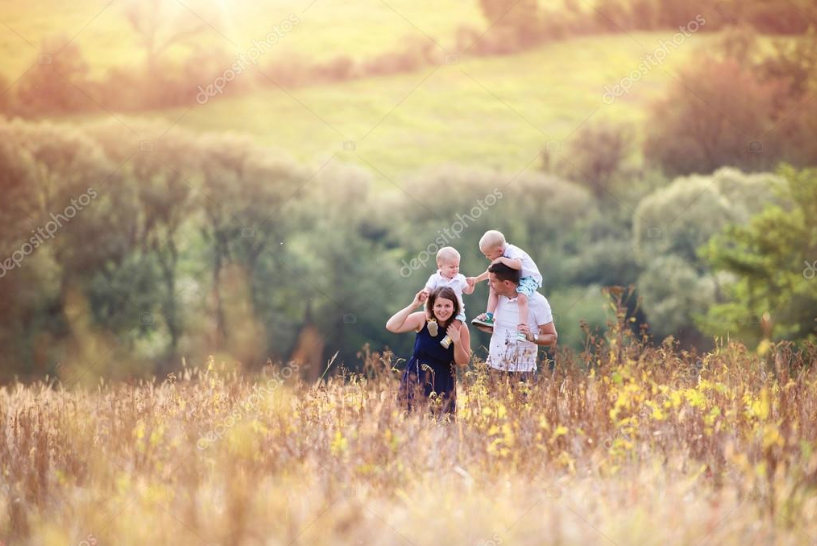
[143,32,718,178]
[2,0,721,179]
[0,0,484,79]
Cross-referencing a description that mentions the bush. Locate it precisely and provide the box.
[15,36,92,115]
[361,37,435,76]
[550,121,635,201]
[478,0,541,48]
[633,167,784,345]
[643,57,783,176]
[701,166,817,346]
[637,254,715,343]
[744,0,817,34]
[633,167,782,267]
[311,55,356,83]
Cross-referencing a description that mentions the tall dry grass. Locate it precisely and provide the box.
[2,293,816,545]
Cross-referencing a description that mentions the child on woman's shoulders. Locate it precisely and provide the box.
[422,246,474,346]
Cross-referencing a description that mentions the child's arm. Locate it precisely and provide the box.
[467,270,490,287]
[494,257,522,270]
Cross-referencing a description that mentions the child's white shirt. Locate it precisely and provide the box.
[503,243,543,284]
[425,271,468,311]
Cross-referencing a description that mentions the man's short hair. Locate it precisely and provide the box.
[479,230,506,252]
[488,262,520,284]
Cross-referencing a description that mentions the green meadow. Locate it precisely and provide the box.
[24,33,714,178]
[1,0,484,78]
[151,31,712,177]
[1,0,725,177]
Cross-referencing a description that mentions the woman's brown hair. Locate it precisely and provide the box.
[425,287,461,330]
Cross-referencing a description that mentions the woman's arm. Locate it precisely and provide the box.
[446,322,472,366]
[386,290,428,333]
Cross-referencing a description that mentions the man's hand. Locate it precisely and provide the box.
[518,323,533,341]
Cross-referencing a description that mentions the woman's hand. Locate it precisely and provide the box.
[451,322,471,366]
[386,290,430,334]
[446,323,461,345]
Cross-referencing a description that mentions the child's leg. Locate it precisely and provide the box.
[517,292,528,331]
[486,285,498,315]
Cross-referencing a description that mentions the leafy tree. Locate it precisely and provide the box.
[0,126,61,378]
[0,119,163,378]
[389,166,596,292]
[16,35,91,115]
[281,164,398,370]
[637,255,716,343]
[700,166,817,346]
[548,121,634,202]
[122,0,206,78]
[633,168,783,344]
[86,120,202,360]
[633,168,782,267]
[478,0,541,48]
[644,57,782,176]
[0,76,10,113]
[742,0,817,34]
[196,133,307,364]
[647,28,817,177]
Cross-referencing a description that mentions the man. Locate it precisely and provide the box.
[475,262,557,378]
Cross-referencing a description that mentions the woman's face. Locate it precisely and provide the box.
[432,296,455,322]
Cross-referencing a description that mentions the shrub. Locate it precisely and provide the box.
[15,36,92,115]
[551,121,635,201]
[643,57,783,176]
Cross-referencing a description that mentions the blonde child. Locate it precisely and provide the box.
[468,230,542,341]
[422,246,474,346]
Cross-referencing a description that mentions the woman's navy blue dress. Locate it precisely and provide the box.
[400,321,457,413]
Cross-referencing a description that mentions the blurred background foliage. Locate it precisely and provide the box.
[0,0,815,380]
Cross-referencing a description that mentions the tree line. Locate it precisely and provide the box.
[0,115,814,382]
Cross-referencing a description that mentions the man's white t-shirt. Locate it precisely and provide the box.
[425,271,468,312]
[487,291,553,373]
[503,243,543,284]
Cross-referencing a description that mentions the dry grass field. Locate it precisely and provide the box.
[2,303,816,546]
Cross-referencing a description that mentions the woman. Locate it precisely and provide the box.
[386,287,471,413]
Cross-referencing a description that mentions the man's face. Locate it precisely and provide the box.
[488,273,515,298]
